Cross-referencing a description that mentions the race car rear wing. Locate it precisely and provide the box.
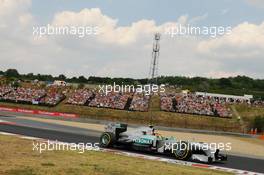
[105,123,127,138]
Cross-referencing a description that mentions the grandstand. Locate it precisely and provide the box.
[129,92,150,112]
[0,86,13,97]
[88,91,133,110]
[160,92,233,118]
[0,85,261,116]
[66,89,94,105]
[0,86,64,107]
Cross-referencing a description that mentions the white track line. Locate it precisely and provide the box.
[20,136,42,140]
[0,131,17,136]
[0,119,16,125]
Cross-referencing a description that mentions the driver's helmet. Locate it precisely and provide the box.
[148,125,155,135]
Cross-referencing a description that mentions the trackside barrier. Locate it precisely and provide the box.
[0,106,78,118]
[259,135,264,141]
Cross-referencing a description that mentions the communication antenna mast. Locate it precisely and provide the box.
[149,33,161,85]
[148,33,161,125]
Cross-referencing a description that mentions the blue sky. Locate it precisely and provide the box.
[31,0,264,26]
[1,0,264,78]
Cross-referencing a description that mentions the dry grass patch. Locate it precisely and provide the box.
[0,135,232,175]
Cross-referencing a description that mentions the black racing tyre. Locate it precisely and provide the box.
[99,132,115,148]
[173,141,192,160]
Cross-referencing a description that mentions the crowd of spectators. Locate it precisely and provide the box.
[212,103,231,118]
[129,92,150,112]
[1,84,262,115]
[176,94,216,116]
[66,89,150,111]
[89,91,132,110]
[160,93,232,118]
[252,100,264,107]
[0,86,64,106]
[2,87,46,104]
[0,86,13,97]
[0,85,150,111]
[39,88,65,106]
[66,89,94,105]
[160,93,175,112]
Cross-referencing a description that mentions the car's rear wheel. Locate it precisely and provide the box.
[99,132,115,148]
[173,141,192,160]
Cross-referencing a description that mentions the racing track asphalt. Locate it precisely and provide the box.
[0,115,263,173]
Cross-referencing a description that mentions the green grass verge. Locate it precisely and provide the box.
[234,104,264,128]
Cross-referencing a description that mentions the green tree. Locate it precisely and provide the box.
[5,69,19,78]
[58,74,66,80]
[78,76,88,83]
[26,73,34,80]
[219,78,232,88]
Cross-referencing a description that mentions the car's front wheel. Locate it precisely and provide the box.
[173,141,192,160]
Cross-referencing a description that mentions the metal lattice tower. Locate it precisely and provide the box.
[149,33,161,84]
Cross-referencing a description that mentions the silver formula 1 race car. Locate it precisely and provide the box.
[99,123,227,163]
